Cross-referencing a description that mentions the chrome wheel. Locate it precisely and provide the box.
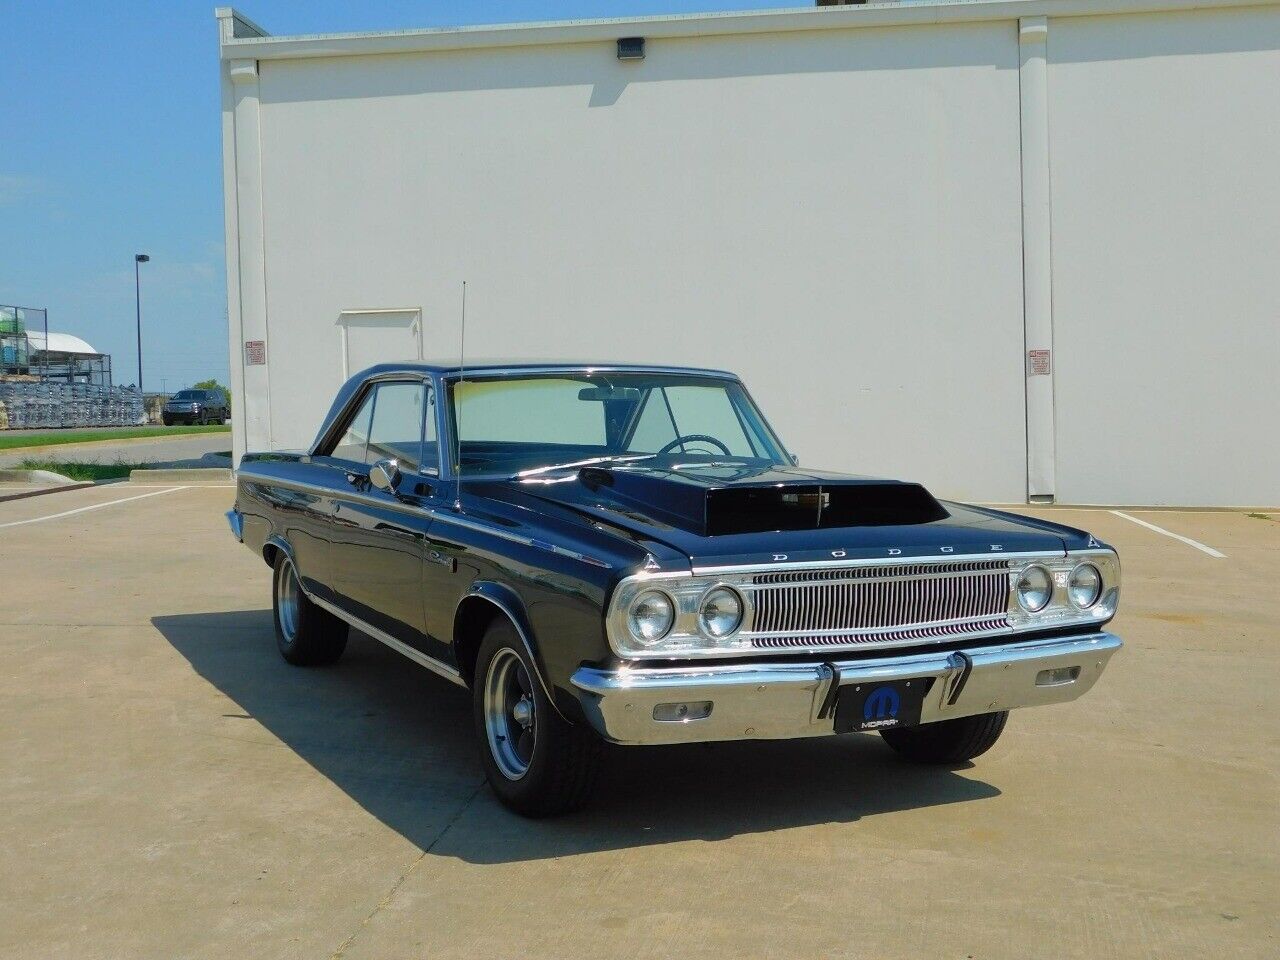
[483,648,537,780]
[276,558,301,643]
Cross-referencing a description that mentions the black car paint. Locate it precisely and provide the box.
[234,363,1106,721]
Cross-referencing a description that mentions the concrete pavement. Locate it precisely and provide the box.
[0,487,1275,959]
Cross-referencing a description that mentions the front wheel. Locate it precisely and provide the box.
[272,552,347,665]
[880,711,1009,764]
[473,619,602,817]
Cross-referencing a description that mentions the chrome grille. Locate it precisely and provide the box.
[746,559,1011,650]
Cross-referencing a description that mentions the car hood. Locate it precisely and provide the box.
[472,462,1085,569]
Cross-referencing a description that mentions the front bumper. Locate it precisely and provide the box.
[225,508,243,541]
[571,632,1122,745]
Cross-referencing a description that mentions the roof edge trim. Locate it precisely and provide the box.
[217,0,1279,61]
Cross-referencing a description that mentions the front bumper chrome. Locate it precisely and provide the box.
[225,508,243,542]
[571,632,1122,745]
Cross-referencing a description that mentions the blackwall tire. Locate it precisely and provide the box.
[472,619,602,817]
[880,711,1009,765]
[271,552,348,666]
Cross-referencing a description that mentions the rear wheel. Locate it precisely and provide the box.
[880,711,1009,764]
[473,619,602,816]
[272,552,347,665]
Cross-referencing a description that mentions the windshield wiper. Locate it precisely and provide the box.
[514,454,655,480]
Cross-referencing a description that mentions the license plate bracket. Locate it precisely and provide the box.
[833,677,933,734]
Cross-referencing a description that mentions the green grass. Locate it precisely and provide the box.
[14,458,150,482]
[0,424,229,452]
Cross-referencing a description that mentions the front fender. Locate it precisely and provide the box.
[458,581,571,720]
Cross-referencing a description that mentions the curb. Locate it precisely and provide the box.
[0,482,96,503]
[0,468,79,484]
[0,469,93,503]
[129,468,233,485]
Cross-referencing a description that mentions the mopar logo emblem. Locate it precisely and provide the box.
[863,686,901,722]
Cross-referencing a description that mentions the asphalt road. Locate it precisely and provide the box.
[0,486,1275,959]
[0,431,230,469]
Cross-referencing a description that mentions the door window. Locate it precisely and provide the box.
[330,390,376,463]
[366,381,427,472]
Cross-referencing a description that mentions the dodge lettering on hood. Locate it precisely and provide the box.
[228,363,1121,816]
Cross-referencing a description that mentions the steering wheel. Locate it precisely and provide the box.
[656,434,733,456]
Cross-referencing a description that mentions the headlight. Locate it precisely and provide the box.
[1016,565,1053,612]
[1069,563,1102,608]
[698,587,743,638]
[626,590,674,644]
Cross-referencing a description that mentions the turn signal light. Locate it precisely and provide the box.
[653,701,713,722]
[1035,666,1081,687]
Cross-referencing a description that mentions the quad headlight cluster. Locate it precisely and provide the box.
[1006,552,1120,631]
[610,579,755,658]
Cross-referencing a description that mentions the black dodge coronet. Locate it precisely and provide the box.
[227,362,1122,816]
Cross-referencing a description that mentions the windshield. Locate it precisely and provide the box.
[174,390,201,400]
[447,373,788,477]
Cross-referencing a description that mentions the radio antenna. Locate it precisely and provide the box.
[454,280,467,510]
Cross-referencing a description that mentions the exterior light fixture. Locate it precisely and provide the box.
[617,37,645,61]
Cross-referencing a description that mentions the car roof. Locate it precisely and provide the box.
[311,361,743,453]
[352,360,741,379]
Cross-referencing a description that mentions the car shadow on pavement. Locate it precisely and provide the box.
[154,610,1001,864]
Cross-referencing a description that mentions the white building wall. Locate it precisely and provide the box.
[1047,5,1280,506]
[220,0,1280,507]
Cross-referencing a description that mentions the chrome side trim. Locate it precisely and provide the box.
[306,593,467,688]
[237,466,610,566]
[239,467,430,521]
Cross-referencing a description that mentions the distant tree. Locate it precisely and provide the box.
[193,378,231,410]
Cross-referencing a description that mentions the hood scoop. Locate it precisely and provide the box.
[578,467,948,536]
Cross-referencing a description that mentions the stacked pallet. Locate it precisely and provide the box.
[0,380,143,429]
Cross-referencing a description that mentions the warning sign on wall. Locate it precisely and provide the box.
[244,340,266,366]
[1027,349,1051,376]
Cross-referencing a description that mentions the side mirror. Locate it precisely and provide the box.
[369,458,400,491]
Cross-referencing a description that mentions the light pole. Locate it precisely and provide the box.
[134,253,149,394]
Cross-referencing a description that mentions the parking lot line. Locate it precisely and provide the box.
[1109,510,1227,558]
[0,485,189,529]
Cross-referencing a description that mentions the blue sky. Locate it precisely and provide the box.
[2,0,805,394]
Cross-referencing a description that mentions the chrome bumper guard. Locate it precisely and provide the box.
[571,632,1122,745]
[225,508,243,542]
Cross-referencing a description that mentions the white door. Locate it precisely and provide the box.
[337,308,424,379]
